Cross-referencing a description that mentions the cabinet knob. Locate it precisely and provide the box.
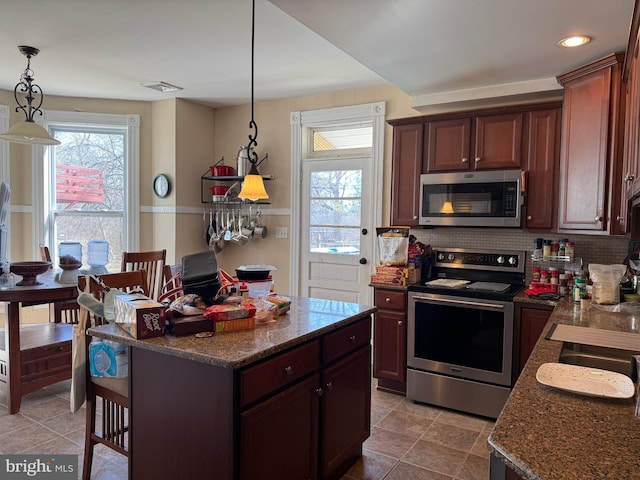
[617,215,624,222]
[349,335,356,343]
[284,366,293,375]
[461,157,469,163]
[594,216,603,222]
[326,382,334,390]
[412,215,418,220]
[625,173,635,182]
[315,387,323,397]
[385,297,392,304]
[527,215,532,220]
[397,320,403,327]
[474,157,481,163]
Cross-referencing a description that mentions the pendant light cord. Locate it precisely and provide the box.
[247,0,258,165]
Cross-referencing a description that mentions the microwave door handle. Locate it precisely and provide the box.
[412,296,505,310]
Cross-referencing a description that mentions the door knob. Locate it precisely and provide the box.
[359,258,367,265]
[361,228,368,235]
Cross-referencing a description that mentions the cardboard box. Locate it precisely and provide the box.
[213,316,255,333]
[114,293,166,339]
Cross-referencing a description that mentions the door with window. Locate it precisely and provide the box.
[299,123,375,303]
[301,159,371,302]
[292,102,384,303]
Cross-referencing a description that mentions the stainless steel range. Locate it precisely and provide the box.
[407,247,526,419]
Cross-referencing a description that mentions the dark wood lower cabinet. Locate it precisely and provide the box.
[320,346,371,479]
[373,288,407,395]
[240,374,320,480]
[513,302,554,383]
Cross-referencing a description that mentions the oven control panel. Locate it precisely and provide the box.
[433,248,525,273]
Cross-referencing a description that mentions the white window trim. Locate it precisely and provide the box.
[32,111,140,260]
[289,102,385,296]
[0,105,10,260]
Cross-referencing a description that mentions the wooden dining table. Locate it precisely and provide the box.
[0,270,77,413]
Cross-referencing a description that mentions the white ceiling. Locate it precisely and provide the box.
[0,0,634,110]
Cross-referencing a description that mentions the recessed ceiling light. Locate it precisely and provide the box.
[558,36,591,48]
[141,81,183,92]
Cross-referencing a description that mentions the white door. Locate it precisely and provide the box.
[300,157,372,303]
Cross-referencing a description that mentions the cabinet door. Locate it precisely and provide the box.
[320,346,371,480]
[517,306,552,376]
[373,308,406,384]
[240,373,320,480]
[622,45,640,233]
[558,67,612,232]
[425,118,471,172]
[524,109,560,229]
[474,113,523,170]
[391,123,423,226]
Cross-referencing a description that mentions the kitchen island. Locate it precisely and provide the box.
[88,297,376,480]
[488,297,640,480]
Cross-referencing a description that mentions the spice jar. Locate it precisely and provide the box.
[540,269,549,283]
[532,267,541,282]
[550,268,559,285]
[565,241,575,259]
[543,240,552,258]
[573,276,587,302]
[551,241,559,257]
[533,238,543,259]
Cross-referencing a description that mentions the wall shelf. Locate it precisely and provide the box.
[200,170,273,205]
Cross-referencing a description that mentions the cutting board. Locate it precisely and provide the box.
[546,323,640,351]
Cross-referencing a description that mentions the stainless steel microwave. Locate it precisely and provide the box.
[419,169,523,227]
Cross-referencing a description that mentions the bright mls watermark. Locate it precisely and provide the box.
[0,455,76,479]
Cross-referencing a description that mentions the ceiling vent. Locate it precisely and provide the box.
[141,81,183,93]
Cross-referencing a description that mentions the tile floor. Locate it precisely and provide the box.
[0,378,494,480]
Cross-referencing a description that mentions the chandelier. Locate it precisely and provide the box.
[0,46,60,146]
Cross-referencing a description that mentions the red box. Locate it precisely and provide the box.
[114,293,166,339]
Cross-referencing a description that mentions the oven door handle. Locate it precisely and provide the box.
[412,295,505,310]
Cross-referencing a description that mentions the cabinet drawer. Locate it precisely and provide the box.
[240,340,320,407]
[374,290,407,311]
[323,317,371,365]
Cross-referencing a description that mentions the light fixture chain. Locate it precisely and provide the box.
[13,52,44,122]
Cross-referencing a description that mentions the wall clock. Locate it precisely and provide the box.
[153,174,171,198]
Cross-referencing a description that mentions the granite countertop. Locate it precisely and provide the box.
[369,282,410,291]
[513,289,558,308]
[88,296,376,370]
[488,297,640,480]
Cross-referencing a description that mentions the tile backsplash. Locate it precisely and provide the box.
[410,228,631,283]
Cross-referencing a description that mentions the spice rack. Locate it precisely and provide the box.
[529,254,584,295]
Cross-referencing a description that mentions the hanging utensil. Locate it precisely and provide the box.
[224,209,232,241]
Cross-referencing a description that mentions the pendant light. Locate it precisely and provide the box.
[237,0,269,201]
[0,46,60,146]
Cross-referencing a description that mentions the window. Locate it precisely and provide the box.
[306,122,372,255]
[34,112,139,271]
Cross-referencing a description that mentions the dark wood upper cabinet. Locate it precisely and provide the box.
[425,113,523,172]
[523,108,561,230]
[474,113,523,170]
[390,122,424,226]
[556,52,626,234]
[425,118,471,171]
